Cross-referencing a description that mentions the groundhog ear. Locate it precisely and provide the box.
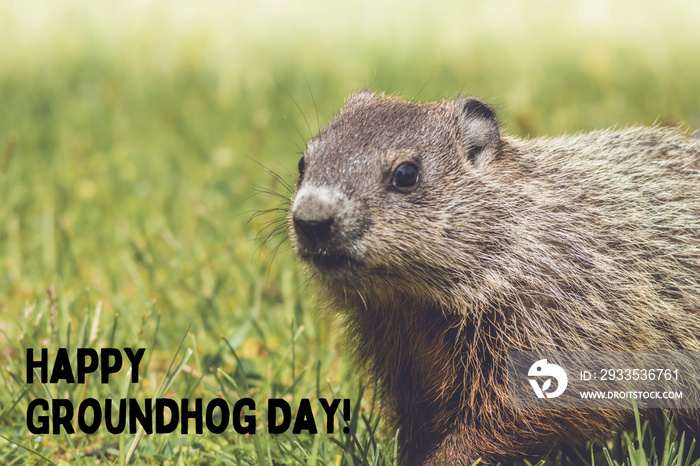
[346,91,376,107]
[453,97,501,168]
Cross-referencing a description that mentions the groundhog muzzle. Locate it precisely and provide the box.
[288,92,700,465]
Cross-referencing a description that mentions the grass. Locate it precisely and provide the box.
[1,0,700,464]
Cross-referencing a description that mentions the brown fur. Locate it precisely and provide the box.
[288,92,700,464]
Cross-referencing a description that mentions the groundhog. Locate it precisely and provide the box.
[287,91,700,465]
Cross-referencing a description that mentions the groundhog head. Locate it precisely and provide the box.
[289,92,503,308]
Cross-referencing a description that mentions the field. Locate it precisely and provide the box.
[1,0,700,464]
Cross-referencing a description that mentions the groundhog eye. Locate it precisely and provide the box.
[298,156,306,177]
[391,162,419,189]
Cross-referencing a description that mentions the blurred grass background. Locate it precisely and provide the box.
[1,0,700,464]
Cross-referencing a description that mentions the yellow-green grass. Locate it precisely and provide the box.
[1,0,699,464]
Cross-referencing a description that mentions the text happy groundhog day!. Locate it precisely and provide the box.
[26,348,351,435]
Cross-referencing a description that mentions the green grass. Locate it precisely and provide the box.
[1,0,700,464]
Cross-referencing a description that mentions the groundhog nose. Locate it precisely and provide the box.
[292,196,338,246]
[294,216,334,244]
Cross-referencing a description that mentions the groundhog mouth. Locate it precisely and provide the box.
[299,250,363,273]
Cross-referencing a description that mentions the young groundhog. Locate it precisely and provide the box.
[288,92,700,465]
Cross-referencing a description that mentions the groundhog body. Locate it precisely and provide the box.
[288,92,700,465]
